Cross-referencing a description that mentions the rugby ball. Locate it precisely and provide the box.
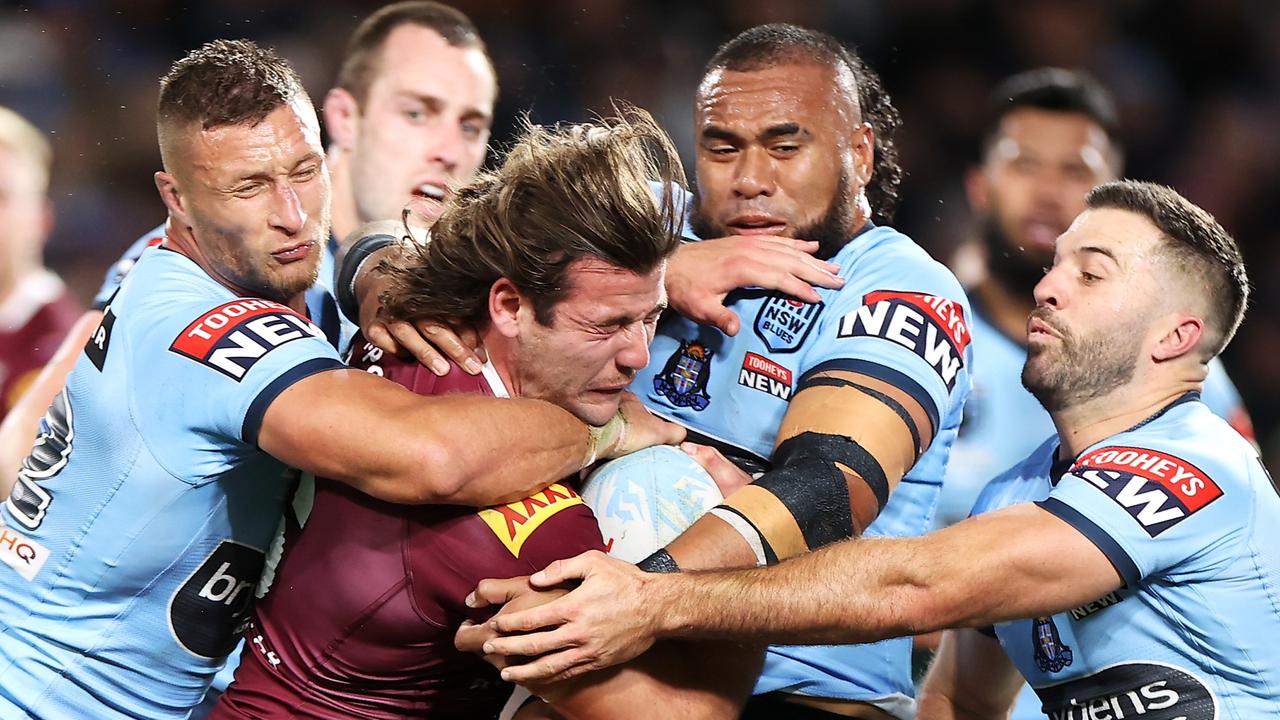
[580,445,723,563]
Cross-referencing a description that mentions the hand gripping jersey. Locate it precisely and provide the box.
[0,247,344,719]
[936,301,1259,720]
[0,269,81,421]
[972,394,1280,719]
[632,205,972,717]
[95,224,349,351]
[212,342,606,720]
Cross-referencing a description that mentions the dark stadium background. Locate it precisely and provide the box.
[3,0,1278,473]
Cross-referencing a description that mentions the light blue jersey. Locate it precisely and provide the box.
[633,211,972,717]
[0,247,344,719]
[937,301,1257,719]
[972,395,1280,719]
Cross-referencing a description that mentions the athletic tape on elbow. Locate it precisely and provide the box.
[756,431,889,549]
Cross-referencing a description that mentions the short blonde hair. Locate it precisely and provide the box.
[0,106,52,193]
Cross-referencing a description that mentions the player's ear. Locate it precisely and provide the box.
[488,277,524,339]
[323,88,360,151]
[154,171,190,227]
[964,165,989,211]
[1151,312,1204,362]
[851,122,874,189]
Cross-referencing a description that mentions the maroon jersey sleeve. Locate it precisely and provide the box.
[406,483,606,626]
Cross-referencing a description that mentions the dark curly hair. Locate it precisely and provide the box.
[703,23,903,224]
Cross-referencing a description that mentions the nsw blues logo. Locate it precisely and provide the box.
[654,340,712,411]
[754,295,823,353]
[1032,615,1074,673]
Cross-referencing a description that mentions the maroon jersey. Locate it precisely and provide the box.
[0,270,81,420]
[212,339,605,720]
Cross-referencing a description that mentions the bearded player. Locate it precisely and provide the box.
[211,109,758,720]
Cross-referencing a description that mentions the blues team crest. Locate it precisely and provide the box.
[754,295,823,353]
[654,340,712,411]
[1032,615,1074,673]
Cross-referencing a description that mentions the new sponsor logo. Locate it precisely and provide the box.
[169,540,265,658]
[1069,590,1124,621]
[1035,661,1217,720]
[653,340,713,411]
[170,299,325,381]
[754,295,824,353]
[836,291,969,389]
[0,526,50,581]
[738,352,793,400]
[1071,446,1222,536]
[478,483,585,557]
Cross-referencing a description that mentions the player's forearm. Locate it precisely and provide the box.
[654,506,1121,645]
[651,537,931,646]
[357,392,590,506]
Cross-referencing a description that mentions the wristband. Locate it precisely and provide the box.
[335,233,398,323]
[583,409,628,468]
[637,548,680,573]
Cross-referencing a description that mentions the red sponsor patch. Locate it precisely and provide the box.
[170,299,324,380]
[863,291,970,353]
[742,353,792,384]
[1073,446,1221,512]
[738,352,793,400]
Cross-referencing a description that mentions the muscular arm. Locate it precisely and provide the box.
[474,502,1121,682]
[666,368,931,569]
[917,629,1023,720]
[656,503,1120,644]
[258,370,676,506]
[487,581,758,720]
[0,310,101,495]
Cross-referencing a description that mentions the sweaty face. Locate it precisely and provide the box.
[350,25,495,224]
[689,63,869,258]
[0,146,48,279]
[977,108,1116,289]
[1021,209,1163,411]
[181,101,330,304]
[510,259,667,425]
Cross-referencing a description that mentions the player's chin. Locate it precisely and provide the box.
[575,389,627,425]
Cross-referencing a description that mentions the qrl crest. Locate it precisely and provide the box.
[654,341,712,411]
[1032,615,1074,673]
[754,295,823,353]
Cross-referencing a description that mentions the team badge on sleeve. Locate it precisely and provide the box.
[478,483,584,557]
[653,340,713,411]
[1032,615,1074,673]
[1070,446,1223,537]
[170,299,326,380]
[754,295,824,353]
[836,290,970,389]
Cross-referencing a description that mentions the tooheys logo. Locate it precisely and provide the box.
[1071,446,1222,537]
[169,540,265,659]
[1035,661,1217,720]
[478,483,584,557]
[170,299,325,380]
[836,291,970,389]
[738,352,793,400]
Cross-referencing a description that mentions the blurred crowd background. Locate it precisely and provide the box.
[3,0,1279,470]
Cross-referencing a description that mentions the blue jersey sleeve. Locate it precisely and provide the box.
[130,296,343,484]
[1036,443,1250,586]
[803,243,973,438]
[93,224,167,309]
